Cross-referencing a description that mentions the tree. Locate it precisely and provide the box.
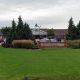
[6,19,17,44]
[77,21,80,39]
[16,16,33,40]
[47,28,55,36]
[1,27,11,37]
[4,16,33,44]
[16,16,24,40]
[66,17,78,40]
[11,19,17,40]
[23,23,33,39]
[77,21,80,29]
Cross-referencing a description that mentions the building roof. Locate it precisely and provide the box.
[54,29,67,36]
[41,29,67,36]
[32,29,48,36]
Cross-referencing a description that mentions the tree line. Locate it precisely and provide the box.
[1,16,80,43]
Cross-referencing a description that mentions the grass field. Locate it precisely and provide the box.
[0,48,80,80]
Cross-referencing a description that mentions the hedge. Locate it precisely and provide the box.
[12,40,36,49]
[67,40,80,49]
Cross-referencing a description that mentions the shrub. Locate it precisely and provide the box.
[1,43,13,48]
[12,40,36,49]
[67,40,80,48]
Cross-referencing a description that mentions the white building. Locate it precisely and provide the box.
[31,29,48,39]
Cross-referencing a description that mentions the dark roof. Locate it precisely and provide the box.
[54,29,67,36]
[41,29,67,36]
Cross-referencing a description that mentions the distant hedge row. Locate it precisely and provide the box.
[67,40,80,48]
[2,40,38,49]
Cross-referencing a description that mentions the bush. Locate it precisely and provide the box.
[67,40,80,49]
[1,43,13,48]
[12,40,36,49]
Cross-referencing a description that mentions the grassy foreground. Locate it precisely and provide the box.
[0,48,80,80]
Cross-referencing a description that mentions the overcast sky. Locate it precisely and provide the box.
[0,0,80,29]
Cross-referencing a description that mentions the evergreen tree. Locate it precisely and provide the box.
[11,19,17,40]
[77,21,80,39]
[1,27,11,38]
[6,19,16,44]
[68,17,74,33]
[77,21,80,29]
[47,28,55,36]
[5,16,33,44]
[6,33,11,44]
[66,17,78,40]
[23,23,33,40]
[16,16,24,40]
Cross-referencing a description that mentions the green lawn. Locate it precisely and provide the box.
[0,48,80,80]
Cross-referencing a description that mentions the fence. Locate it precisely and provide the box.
[37,41,67,48]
